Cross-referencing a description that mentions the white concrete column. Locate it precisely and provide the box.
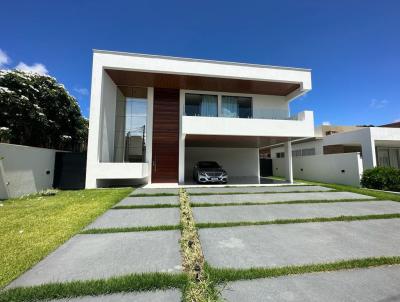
[361,129,377,169]
[85,60,104,189]
[179,90,185,184]
[284,141,293,184]
[146,87,154,184]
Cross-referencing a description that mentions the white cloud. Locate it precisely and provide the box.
[322,121,331,126]
[0,49,10,68]
[15,62,48,75]
[394,119,400,123]
[369,99,388,109]
[74,87,89,95]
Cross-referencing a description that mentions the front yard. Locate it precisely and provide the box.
[0,188,132,288]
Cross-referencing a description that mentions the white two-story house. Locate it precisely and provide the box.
[85,50,314,188]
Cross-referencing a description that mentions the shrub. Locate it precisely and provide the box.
[361,167,400,192]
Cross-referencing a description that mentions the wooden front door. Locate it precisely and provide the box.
[151,88,180,183]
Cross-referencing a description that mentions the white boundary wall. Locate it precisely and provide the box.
[273,152,363,187]
[0,144,57,199]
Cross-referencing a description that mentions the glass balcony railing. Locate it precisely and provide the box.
[184,108,298,120]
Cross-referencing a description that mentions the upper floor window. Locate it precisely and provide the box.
[185,93,217,117]
[222,96,252,118]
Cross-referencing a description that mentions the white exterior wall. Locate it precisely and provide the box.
[0,144,57,199]
[273,153,363,187]
[185,147,260,182]
[182,111,314,138]
[271,139,324,158]
[100,72,117,162]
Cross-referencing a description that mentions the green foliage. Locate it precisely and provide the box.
[361,167,400,192]
[0,70,88,150]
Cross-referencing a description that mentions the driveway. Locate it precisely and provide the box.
[186,185,400,301]
[6,184,400,301]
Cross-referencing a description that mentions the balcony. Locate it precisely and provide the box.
[182,111,314,138]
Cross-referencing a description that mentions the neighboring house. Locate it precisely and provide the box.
[270,124,400,170]
[85,50,314,188]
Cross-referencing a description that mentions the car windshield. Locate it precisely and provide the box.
[198,161,220,168]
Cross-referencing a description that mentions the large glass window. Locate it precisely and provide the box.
[114,87,147,162]
[222,96,252,118]
[185,93,218,117]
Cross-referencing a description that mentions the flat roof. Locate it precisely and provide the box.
[93,49,311,73]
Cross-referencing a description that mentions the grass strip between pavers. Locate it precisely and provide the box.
[0,272,187,302]
[191,198,379,207]
[179,189,222,302]
[113,204,180,209]
[188,189,338,196]
[196,213,400,229]
[80,225,181,234]
[206,256,400,283]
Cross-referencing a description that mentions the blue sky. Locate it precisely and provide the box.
[1,0,399,125]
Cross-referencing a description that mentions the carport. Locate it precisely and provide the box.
[183,134,294,185]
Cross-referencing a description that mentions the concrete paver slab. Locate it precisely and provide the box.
[8,231,182,288]
[115,196,179,206]
[193,201,400,223]
[85,208,180,229]
[186,185,332,194]
[49,290,182,302]
[222,265,400,302]
[131,188,178,195]
[190,191,374,204]
[199,219,400,269]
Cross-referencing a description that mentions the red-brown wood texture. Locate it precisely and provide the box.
[151,88,180,183]
[106,69,300,96]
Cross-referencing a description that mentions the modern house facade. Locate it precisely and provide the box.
[85,50,314,188]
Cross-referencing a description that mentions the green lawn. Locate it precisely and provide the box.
[0,188,132,288]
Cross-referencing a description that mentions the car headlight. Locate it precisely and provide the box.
[198,171,206,176]
[222,171,227,176]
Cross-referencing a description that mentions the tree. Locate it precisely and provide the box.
[0,70,88,150]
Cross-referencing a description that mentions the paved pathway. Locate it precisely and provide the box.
[190,191,374,204]
[85,208,180,229]
[193,200,400,223]
[8,231,182,288]
[131,188,179,195]
[8,185,400,301]
[49,290,181,302]
[115,195,179,206]
[186,185,332,194]
[199,219,400,269]
[221,266,400,302]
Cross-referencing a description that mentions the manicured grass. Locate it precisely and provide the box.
[0,272,187,302]
[0,188,132,289]
[81,225,181,234]
[113,204,179,209]
[191,198,378,207]
[196,213,400,229]
[206,256,400,283]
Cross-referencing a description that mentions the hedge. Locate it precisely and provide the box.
[361,167,400,192]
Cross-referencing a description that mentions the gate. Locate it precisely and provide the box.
[53,152,87,189]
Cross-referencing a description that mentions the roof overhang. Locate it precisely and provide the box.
[93,49,312,100]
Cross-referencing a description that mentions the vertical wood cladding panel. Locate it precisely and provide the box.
[151,88,180,182]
